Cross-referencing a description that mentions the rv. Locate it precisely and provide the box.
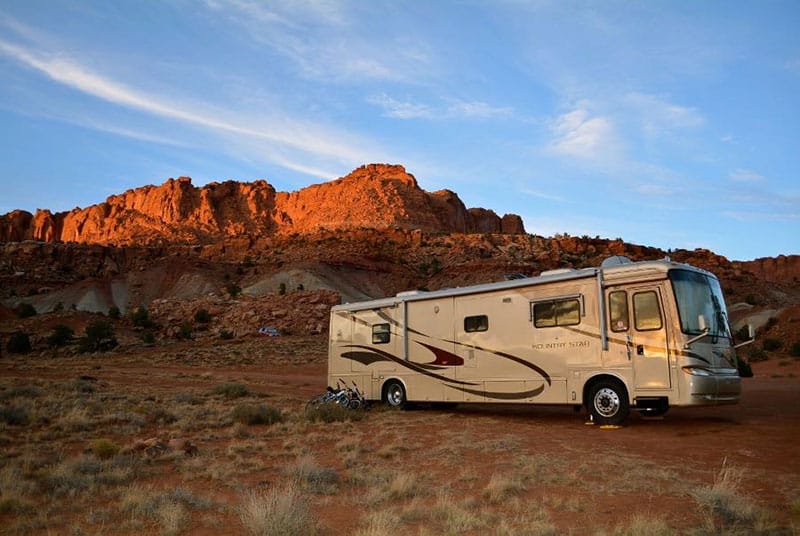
[327,256,742,424]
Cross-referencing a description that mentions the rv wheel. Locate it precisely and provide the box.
[588,380,630,425]
[384,380,406,409]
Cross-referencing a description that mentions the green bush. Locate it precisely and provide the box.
[194,308,212,323]
[15,302,36,318]
[232,403,284,425]
[0,405,30,426]
[47,324,74,348]
[279,282,287,295]
[213,383,249,399]
[748,347,768,362]
[79,320,118,353]
[219,329,234,340]
[140,330,156,345]
[762,338,783,352]
[6,331,32,354]
[90,438,120,460]
[178,321,194,340]
[790,341,800,358]
[108,306,121,319]
[226,283,242,297]
[129,305,155,328]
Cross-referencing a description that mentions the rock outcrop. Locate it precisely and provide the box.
[0,164,525,245]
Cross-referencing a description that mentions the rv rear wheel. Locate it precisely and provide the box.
[588,380,630,425]
[384,380,406,408]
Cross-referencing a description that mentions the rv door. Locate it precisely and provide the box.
[629,286,671,390]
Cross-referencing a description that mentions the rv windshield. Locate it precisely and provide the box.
[669,269,731,340]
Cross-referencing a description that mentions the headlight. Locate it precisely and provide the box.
[682,366,713,377]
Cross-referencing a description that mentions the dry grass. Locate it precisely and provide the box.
[0,341,796,534]
[238,485,318,536]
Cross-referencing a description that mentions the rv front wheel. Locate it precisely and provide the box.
[384,380,406,408]
[588,380,630,425]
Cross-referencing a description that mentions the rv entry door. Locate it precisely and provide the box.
[629,286,671,390]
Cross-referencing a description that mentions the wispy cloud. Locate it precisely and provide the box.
[204,0,428,83]
[624,92,705,137]
[447,99,513,119]
[367,93,434,119]
[519,187,563,202]
[368,93,513,121]
[547,106,622,161]
[729,168,765,183]
[724,210,799,222]
[0,37,380,177]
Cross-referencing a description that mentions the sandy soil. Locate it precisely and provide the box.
[1,337,799,534]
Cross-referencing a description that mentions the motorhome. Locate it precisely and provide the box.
[327,256,742,424]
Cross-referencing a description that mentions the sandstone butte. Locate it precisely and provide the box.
[0,164,524,246]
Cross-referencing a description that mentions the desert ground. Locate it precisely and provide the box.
[1,335,799,535]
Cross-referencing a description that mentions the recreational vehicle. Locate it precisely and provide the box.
[327,256,742,424]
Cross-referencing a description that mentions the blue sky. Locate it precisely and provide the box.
[0,1,798,261]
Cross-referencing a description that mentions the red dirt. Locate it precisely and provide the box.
[1,341,798,533]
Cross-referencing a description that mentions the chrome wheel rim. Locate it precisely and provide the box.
[387,385,403,406]
[594,387,620,417]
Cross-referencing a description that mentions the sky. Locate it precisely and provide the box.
[0,1,798,261]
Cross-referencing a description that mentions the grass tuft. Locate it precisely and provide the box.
[238,485,318,536]
[214,383,250,399]
[232,403,284,425]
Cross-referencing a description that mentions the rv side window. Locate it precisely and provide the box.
[533,298,581,328]
[608,291,629,332]
[372,323,390,344]
[633,292,662,331]
[464,315,488,332]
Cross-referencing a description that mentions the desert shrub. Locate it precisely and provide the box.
[91,438,121,460]
[194,308,212,323]
[226,283,242,297]
[790,341,800,357]
[178,322,194,340]
[6,331,32,354]
[140,330,156,345]
[108,305,121,319]
[296,283,304,291]
[737,358,753,378]
[231,403,284,425]
[15,302,36,318]
[762,338,782,352]
[279,283,287,295]
[691,459,763,530]
[53,301,64,312]
[219,329,234,340]
[748,347,768,362]
[289,456,339,494]
[238,486,318,536]
[305,403,364,423]
[130,306,155,328]
[744,294,759,306]
[79,320,118,353]
[0,405,30,426]
[46,324,74,348]
[214,383,249,399]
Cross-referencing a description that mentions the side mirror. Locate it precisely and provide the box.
[697,315,707,332]
[747,324,755,340]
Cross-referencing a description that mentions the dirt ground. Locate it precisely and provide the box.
[1,336,799,534]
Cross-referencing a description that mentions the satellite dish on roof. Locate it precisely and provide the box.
[601,256,632,267]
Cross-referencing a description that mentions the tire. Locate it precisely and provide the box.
[384,380,407,409]
[588,379,630,425]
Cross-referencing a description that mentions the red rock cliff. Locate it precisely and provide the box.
[0,164,525,245]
